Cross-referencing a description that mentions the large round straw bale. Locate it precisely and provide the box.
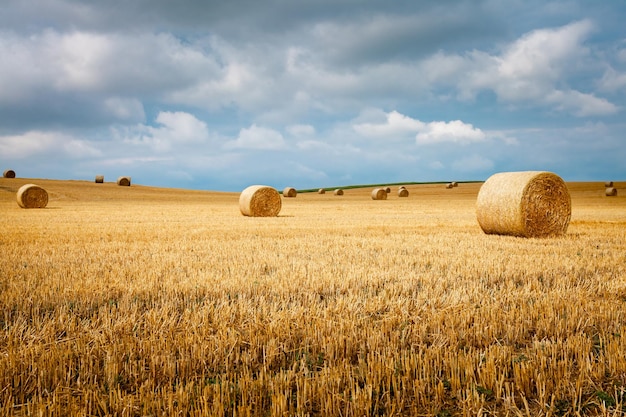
[384,187,391,193]
[3,169,16,178]
[16,184,48,208]
[283,187,297,197]
[398,188,409,197]
[334,189,344,196]
[605,187,617,197]
[318,188,326,194]
[371,188,387,200]
[605,181,614,187]
[476,171,571,238]
[95,175,104,183]
[117,176,131,186]
[239,185,282,217]
[446,183,454,189]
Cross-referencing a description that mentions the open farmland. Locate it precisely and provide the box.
[0,178,625,416]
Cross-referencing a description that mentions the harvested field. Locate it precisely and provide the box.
[1,178,625,416]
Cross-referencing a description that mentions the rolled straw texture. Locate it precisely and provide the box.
[117,176,131,186]
[318,189,326,194]
[398,188,409,197]
[16,184,48,208]
[605,181,614,187]
[476,171,571,238]
[3,169,16,178]
[283,187,297,197]
[605,187,617,197]
[371,188,387,200]
[334,189,344,196]
[239,185,282,217]
[95,175,104,183]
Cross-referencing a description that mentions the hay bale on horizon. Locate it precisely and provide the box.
[239,185,282,217]
[606,187,617,197]
[452,181,458,187]
[95,175,104,183]
[446,183,454,189]
[318,188,326,194]
[476,171,571,238]
[398,188,409,197]
[371,188,387,200]
[16,184,48,209]
[3,169,16,178]
[283,187,297,197]
[334,189,344,196]
[384,187,391,193]
[605,181,614,187]
[117,176,131,186]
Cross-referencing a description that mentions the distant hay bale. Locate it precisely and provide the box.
[452,181,458,187]
[334,189,344,196]
[605,187,617,197]
[3,169,16,178]
[117,176,131,186]
[239,185,282,217]
[446,183,454,189]
[283,187,297,197]
[371,188,387,200]
[95,175,104,183]
[384,187,391,193]
[318,188,326,194]
[605,181,613,187]
[16,184,48,209]
[476,171,571,238]
[398,188,409,197]
[398,186,406,190]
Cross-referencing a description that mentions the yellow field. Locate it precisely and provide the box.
[1,178,625,416]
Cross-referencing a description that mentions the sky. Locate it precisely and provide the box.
[1,0,625,191]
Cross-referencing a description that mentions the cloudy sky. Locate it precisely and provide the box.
[1,0,625,191]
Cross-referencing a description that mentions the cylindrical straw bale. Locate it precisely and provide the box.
[95,175,104,183]
[398,188,409,197]
[117,176,131,186]
[384,187,391,193]
[476,171,571,238]
[371,188,387,200]
[283,187,297,197]
[452,181,458,187]
[334,189,344,196]
[605,187,617,197]
[318,188,326,194]
[239,185,282,217]
[16,184,48,208]
[446,183,454,189]
[3,169,16,178]
[605,181,613,187]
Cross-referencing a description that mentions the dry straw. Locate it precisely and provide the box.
[476,171,571,238]
[16,184,48,208]
[334,189,344,196]
[452,181,458,187]
[446,183,454,189]
[605,181,614,187]
[371,188,387,200]
[117,176,131,186]
[384,187,391,193]
[3,169,16,178]
[318,189,326,194]
[398,188,409,197]
[605,187,617,197]
[239,185,282,217]
[283,187,297,197]
[95,175,104,183]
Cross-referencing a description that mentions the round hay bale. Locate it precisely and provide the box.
[318,188,326,194]
[239,185,282,217]
[446,183,454,189]
[605,187,617,197]
[452,181,458,187]
[117,176,131,186]
[476,171,571,238]
[16,184,48,208]
[283,187,297,197]
[334,189,344,196]
[384,187,391,193]
[371,188,387,200]
[95,175,104,183]
[398,188,409,197]
[3,169,16,178]
[605,181,614,187]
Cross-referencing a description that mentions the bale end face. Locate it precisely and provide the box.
[117,176,131,186]
[3,169,16,178]
[240,185,282,217]
[16,184,48,208]
[334,189,344,196]
[398,188,409,197]
[476,171,571,238]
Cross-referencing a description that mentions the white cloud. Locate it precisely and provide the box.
[0,131,101,159]
[598,66,626,92]
[416,120,486,145]
[353,110,424,138]
[286,124,315,136]
[224,124,286,150]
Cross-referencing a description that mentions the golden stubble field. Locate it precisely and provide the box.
[1,178,625,416]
